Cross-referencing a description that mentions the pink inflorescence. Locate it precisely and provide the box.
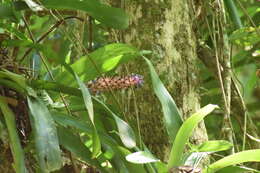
[87,74,144,93]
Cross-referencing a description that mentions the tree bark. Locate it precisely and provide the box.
[111,0,209,161]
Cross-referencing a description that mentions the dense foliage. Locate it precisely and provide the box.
[0,0,259,173]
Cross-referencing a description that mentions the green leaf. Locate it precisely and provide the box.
[0,3,19,21]
[0,23,28,40]
[27,96,62,172]
[2,39,43,49]
[229,27,260,46]
[0,96,27,173]
[93,98,136,148]
[195,140,233,153]
[126,151,159,164]
[143,57,183,142]
[155,162,168,173]
[55,43,139,86]
[167,104,218,169]
[52,112,145,173]
[183,152,208,166]
[204,149,260,173]
[215,165,260,173]
[116,146,147,173]
[75,73,101,158]
[0,78,26,95]
[57,126,106,172]
[0,69,27,90]
[41,0,129,29]
[51,112,116,145]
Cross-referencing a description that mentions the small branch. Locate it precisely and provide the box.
[18,16,84,63]
[88,16,93,51]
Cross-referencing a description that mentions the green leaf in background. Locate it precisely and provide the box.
[0,3,19,21]
[229,27,260,46]
[55,43,139,86]
[2,39,43,50]
[75,73,101,158]
[93,97,136,149]
[195,140,233,153]
[205,149,260,173]
[0,23,28,40]
[0,96,27,173]
[0,1,128,29]
[41,0,129,29]
[167,104,218,169]
[143,57,183,142]
[27,96,62,172]
[126,151,159,164]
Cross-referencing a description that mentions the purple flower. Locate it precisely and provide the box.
[87,74,144,93]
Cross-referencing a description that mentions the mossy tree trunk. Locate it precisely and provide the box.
[111,0,209,161]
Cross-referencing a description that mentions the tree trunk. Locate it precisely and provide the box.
[112,0,209,161]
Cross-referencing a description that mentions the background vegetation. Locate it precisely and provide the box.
[0,0,259,172]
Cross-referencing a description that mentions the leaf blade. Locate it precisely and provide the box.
[0,96,27,173]
[126,151,160,164]
[143,57,183,142]
[75,74,101,158]
[167,104,218,169]
[27,96,62,172]
[41,0,129,29]
[204,149,260,173]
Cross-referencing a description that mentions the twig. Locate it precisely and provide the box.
[18,16,84,63]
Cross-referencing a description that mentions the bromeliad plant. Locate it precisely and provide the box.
[0,0,260,173]
[123,57,260,173]
[1,54,260,172]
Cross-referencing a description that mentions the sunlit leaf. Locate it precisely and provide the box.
[195,140,233,152]
[24,0,43,11]
[126,151,159,164]
[55,43,139,86]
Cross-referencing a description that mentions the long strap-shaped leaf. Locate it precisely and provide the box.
[75,73,101,158]
[0,96,28,173]
[204,149,260,173]
[167,104,218,169]
[143,57,183,142]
